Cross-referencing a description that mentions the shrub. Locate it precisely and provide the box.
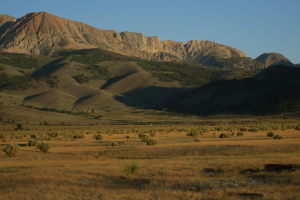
[14,123,24,130]
[248,127,258,132]
[273,135,283,140]
[219,133,230,138]
[150,132,156,137]
[145,138,157,145]
[187,129,200,137]
[93,134,103,140]
[3,144,19,157]
[28,139,38,146]
[267,131,274,137]
[36,142,51,153]
[240,128,247,132]
[139,133,150,142]
[0,133,6,141]
[72,133,84,139]
[237,131,244,136]
[124,162,139,176]
[31,134,40,139]
[111,142,119,147]
[48,132,58,138]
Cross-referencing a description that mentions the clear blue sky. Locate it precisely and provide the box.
[1,0,299,63]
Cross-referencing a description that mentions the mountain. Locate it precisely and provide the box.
[168,65,300,114]
[255,53,293,67]
[0,12,262,69]
[0,14,15,27]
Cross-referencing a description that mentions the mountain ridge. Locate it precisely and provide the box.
[0,12,255,68]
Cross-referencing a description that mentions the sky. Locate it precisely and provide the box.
[1,0,299,63]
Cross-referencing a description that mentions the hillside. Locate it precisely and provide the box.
[256,53,293,67]
[168,65,300,115]
[0,48,263,123]
[0,11,263,69]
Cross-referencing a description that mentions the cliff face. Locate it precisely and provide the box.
[0,12,248,65]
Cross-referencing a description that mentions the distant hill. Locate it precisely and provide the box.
[256,53,293,67]
[0,11,264,69]
[168,65,300,114]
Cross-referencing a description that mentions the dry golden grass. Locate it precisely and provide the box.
[0,122,300,200]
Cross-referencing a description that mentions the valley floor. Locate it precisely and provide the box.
[0,121,300,200]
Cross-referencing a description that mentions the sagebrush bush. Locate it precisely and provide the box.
[124,162,139,176]
[93,134,102,140]
[150,132,156,137]
[248,127,258,132]
[31,134,40,139]
[187,129,200,137]
[3,144,19,157]
[111,142,119,147]
[267,131,274,137]
[36,142,51,153]
[237,131,244,136]
[28,139,38,146]
[145,138,157,145]
[273,135,283,140]
[219,133,230,138]
[239,128,247,132]
[48,132,58,138]
[72,133,84,139]
[14,123,24,130]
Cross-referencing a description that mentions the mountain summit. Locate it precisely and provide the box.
[255,52,293,67]
[0,12,251,67]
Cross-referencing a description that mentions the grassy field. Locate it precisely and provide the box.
[0,120,300,200]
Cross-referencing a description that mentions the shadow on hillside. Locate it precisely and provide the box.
[115,86,192,110]
[115,65,300,116]
[31,58,65,78]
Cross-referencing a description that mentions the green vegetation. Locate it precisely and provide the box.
[219,133,230,138]
[72,133,84,139]
[267,131,275,137]
[85,64,109,81]
[73,74,89,84]
[36,142,51,153]
[14,123,24,130]
[28,139,38,146]
[93,134,103,140]
[0,73,33,90]
[3,144,19,157]
[69,49,132,65]
[124,162,139,176]
[236,131,244,136]
[273,135,283,140]
[0,53,39,69]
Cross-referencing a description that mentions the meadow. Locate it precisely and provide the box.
[0,117,300,200]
